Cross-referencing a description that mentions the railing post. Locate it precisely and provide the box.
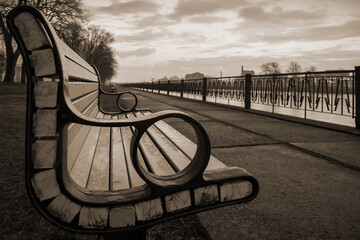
[158,81,160,94]
[355,66,360,129]
[167,80,170,95]
[152,81,154,93]
[180,79,184,98]
[202,77,207,101]
[245,74,251,109]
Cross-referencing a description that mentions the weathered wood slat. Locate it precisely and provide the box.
[79,207,109,228]
[68,99,99,145]
[59,41,98,82]
[118,114,146,188]
[13,12,50,51]
[128,112,175,176]
[110,115,130,190]
[109,205,136,228]
[87,114,111,191]
[136,111,191,172]
[141,111,226,170]
[72,91,98,113]
[30,48,56,76]
[34,109,57,137]
[59,40,97,75]
[135,198,163,221]
[69,115,102,188]
[220,180,253,202]
[165,190,191,212]
[33,140,57,169]
[67,111,102,172]
[193,184,219,205]
[31,169,61,201]
[68,82,98,100]
[35,81,58,108]
[47,193,81,223]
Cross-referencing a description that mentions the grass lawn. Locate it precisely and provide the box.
[0,83,208,240]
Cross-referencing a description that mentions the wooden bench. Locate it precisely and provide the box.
[7,6,259,239]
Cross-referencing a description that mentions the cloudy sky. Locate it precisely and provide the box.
[84,0,360,83]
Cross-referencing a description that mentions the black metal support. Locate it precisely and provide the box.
[245,74,251,109]
[202,77,207,101]
[181,79,184,98]
[355,66,360,129]
[167,80,170,95]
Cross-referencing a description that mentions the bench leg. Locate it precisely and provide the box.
[100,229,147,240]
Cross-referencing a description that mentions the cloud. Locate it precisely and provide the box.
[170,0,248,19]
[239,6,324,25]
[97,1,159,15]
[187,16,228,24]
[117,47,156,58]
[258,20,360,43]
[114,29,173,43]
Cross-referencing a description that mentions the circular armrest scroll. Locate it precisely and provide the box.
[130,112,210,189]
[116,92,138,112]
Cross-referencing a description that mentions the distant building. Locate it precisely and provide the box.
[185,72,204,80]
[240,65,255,76]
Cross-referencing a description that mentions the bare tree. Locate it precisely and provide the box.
[287,61,302,73]
[82,25,117,82]
[260,62,281,74]
[0,0,86,82]
[305,65,317,72]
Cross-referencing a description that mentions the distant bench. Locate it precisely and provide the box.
[7,6,259,239]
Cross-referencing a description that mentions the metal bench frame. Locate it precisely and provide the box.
[7,6,259,239]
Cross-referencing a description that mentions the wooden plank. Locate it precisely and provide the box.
[67,111,102,172]
[135,111,190,171]
[31,169,61,201]
[165,190,191,212]
[34,109,57,137]
[47,193,81,223]
[110,115,130,190]
[128,112,175,176]
[33,140,57,169]
[135,198,163,221]
[109,205,136,228]
[220,180,253,202]
[87,114,111,190]
[35,81,58,108]
[30,48,56,77]
[79,207,109,228]
[68,82,98,100]
[141,111,226,170]
[70,119,101,188]
[59,40,97,76]
[193,184,219,205]
[14,12,50,51]
[118,114,145,188]
[68,99,98,145]
[72,91,98,113]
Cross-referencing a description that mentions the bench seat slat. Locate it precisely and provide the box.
[67,108,100,171]
[110,115,130,190]
[141,111,226,170]
[117,114,146,188]
[135,111,191,172]
[70,112,102,188]
[68,99,99,145]
[87,114,111,191]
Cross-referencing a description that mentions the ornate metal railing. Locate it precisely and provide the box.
[125,67,360,129]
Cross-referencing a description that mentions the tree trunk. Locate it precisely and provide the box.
[21,60,27,84]
[3,49,20,83]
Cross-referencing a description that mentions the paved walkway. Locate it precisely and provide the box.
[133,89,360,240]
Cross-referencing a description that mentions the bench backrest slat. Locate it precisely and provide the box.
[68,82,99,100]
